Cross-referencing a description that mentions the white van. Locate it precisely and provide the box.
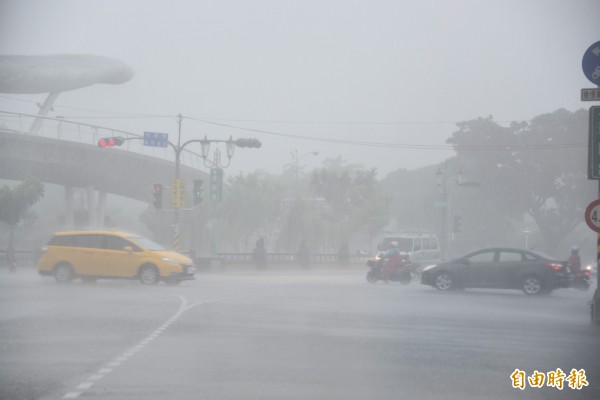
[377,232,441,266]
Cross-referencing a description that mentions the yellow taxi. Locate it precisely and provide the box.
[37,230,195,285]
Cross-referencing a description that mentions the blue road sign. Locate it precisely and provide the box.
[582,40,600,86]
[143,132,169,148]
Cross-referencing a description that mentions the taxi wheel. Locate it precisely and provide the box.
[139,265,160,285]
[54,263,74,283]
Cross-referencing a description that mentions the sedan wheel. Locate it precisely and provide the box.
[522,275,543,295]
[139,266,160,285]
[434,272,453,291]
[54,263,74,283]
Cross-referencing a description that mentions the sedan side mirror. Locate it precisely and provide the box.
[123,246,133,253]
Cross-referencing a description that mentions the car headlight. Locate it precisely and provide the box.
[161,257,180,265]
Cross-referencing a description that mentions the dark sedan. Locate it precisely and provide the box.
[420,247,570,295]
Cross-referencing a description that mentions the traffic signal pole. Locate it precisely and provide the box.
[96,114,260,252]
[172,114,183,251]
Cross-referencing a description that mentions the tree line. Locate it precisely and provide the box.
[1,108,595,260]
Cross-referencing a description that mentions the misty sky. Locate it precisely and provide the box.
[1,0,599,178]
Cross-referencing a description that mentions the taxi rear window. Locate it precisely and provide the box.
[48,235,71,246]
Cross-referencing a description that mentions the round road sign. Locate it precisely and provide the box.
[585,199,600,233]
[582,40,600,86]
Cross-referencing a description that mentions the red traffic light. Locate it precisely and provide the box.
[98,136,125,148]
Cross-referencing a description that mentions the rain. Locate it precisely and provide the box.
[1,1,600,399]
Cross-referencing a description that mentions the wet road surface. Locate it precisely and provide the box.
[1,267,599,400]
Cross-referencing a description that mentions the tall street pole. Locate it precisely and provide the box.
[173,114,182,251]
[594,179,600,323]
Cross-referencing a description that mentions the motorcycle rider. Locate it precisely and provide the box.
[568,246,581,275]
[382,241,403,283]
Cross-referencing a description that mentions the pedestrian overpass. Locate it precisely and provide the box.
[0,110,208,228]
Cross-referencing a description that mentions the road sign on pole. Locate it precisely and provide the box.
[582,40,600,86]
[171,178,185,208]
[434,200,448,208]
[582,88,600,102]
[585,199,600,233]
[588,106,600,179]
[143,132,169,148]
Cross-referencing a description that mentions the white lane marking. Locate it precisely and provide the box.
[61,295,226,399]
[76,382,94,390]
[98,368,112,374]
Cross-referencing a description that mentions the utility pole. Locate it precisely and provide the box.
[172,114,183,251]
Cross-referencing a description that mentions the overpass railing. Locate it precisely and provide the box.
[0,110,206,171]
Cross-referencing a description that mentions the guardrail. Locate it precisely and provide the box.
[0,110,205,170]
[216,253,367,264]
[0,250,369,269]
[0,250,39,267]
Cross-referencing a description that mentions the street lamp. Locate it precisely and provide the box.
[163,115,261,251]
[291,149,319,187]
[195,135,261,255]
[523,228,531,249]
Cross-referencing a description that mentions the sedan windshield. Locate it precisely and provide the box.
[127,236,165,251]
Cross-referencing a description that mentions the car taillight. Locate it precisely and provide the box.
[544,262,563,271]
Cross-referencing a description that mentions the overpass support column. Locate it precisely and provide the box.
[64,186,74,229]
[86,185,97,229]
[96,191,106,229]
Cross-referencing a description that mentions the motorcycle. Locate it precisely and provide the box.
[570,264,592,291]
[366,254,416,284]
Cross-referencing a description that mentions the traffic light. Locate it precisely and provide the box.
[453,214,462,234]
[193,179,204,205]
[98,136,125,148]
[152,183,163,209]
[210,168,223,202]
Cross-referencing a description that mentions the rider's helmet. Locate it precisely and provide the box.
[390,241,398,247]
[571,245,579,254]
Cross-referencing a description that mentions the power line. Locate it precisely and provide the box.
[0,96,587,151]
[0,94,523,125]
[184,116,586,151]
[0,95,172,119]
